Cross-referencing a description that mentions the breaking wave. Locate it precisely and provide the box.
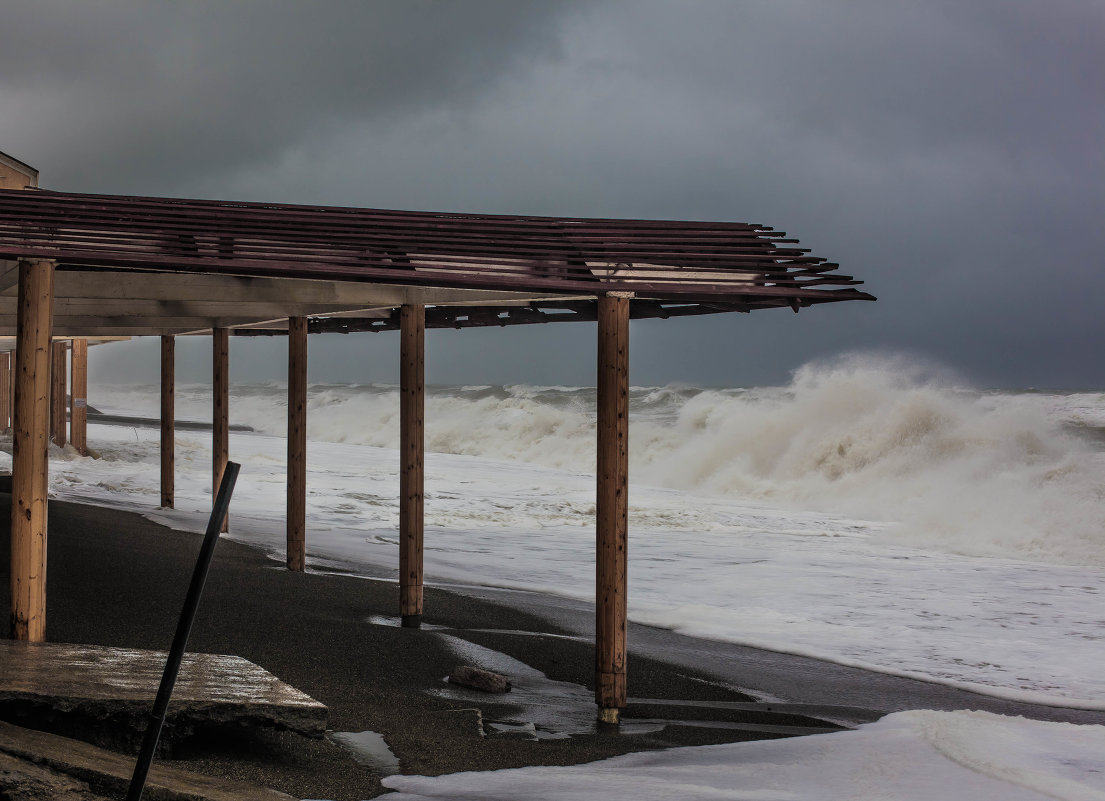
[89,354,1105,566]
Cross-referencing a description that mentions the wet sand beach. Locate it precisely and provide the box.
[1,496,1099,800]
[0,497,799,800]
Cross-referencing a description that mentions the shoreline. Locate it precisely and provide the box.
[185,508,1103,723]
[3,495,1101,799]
[389,570,1105,725]
[0,496,826,799]
[287,557,1105,722]
[37,408,1105,713]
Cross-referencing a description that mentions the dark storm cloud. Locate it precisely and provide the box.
[3,1,1102,387]
[0,1,578,193]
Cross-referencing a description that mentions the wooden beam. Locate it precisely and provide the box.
[41,271,545,307]
[286,317,307,571]
[3,327,199,338]
[0,314,347,331]
[160,335,175,508]
[399,304,425,628]
[50,341,66,448]
[44,272,398,303]
[39,298,384,318]
[0,300,553,332]
[212,327,229,532]
[11,259,54,641]
[595,294,630,722]
[69,339,88,455]
[0,351,10,430]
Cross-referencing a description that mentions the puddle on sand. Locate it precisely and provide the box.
[432,633,664,739]
[328,730,401,775]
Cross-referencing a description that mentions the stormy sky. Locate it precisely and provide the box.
[2,1,1102,389]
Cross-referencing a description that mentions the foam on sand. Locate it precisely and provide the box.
[381,710,1105,801]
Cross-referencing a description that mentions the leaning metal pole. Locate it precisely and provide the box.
[126,461,241,801]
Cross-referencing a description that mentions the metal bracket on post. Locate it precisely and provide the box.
[126,461,241,801]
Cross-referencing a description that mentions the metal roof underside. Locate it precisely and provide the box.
[0,189,874,337]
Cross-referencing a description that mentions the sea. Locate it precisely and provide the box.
[12,355,1101,708]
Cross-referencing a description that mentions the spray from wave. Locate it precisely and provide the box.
[89,354,1105,566]
[636,355,1105,566]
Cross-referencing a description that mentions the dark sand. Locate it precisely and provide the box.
[2,497,1101,799]
[0,498,790,800]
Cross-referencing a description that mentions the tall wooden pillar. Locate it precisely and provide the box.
[0,352,10,431]
[50,341,66,448]
[595,294,630,722]
[399,304,425,628]
[160,335,175,508]
[70,338,88,456]
[287,317,307,571]
[213,328,229,532]
[11,259,55,641]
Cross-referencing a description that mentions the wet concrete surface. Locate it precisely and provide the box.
[0,640,327,742]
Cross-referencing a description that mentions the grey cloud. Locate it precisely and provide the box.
[6,0,1104,388]
[1,1,581,193]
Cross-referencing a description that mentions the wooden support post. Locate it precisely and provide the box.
[50,341,66,448]
[595,294,630,722]
[11,259,55,641]
[399,304,425,628]
[0,352,10,431]
[212,328,229,532]
[286,317,307,571]
[70,339,88,456]
[160,335,175,508]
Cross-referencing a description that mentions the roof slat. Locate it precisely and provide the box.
[0,189,874,330]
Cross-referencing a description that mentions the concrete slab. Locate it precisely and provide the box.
[0,720,294,800]
[0,749,110,801]
[0,641,327,744]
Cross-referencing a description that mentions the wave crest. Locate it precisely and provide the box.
[89,354,1105,565]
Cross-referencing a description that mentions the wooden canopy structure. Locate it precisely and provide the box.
[0,188,870,336]
[0,182,873,723]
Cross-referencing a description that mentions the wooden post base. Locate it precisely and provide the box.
[597,707,620,725]
[400,614,422,629]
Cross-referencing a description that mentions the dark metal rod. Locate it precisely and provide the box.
[126,460,241,801]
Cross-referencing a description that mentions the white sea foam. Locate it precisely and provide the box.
[382,710,1105,801]
[89,355,1105,567]
[37,355,1102,707]
[23,436,1105,706]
